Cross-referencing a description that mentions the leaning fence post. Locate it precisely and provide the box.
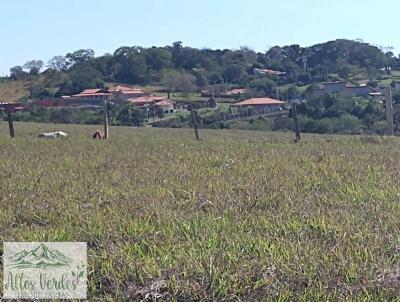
[384,86,394,136]
[103,100,109,139]
[189,105,200,141]
[293,103,301,142]
[6,109,15,138]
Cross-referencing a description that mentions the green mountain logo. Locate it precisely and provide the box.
[7,244,72,269]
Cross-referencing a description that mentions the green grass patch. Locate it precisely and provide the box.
[1,123,400,300]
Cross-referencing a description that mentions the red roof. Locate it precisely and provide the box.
[130,95,171,105]
[80,89,103,94]
[152,96,169,101]
[233,98,285,106]
[109,85,135,91]
[129,96,155,104]
[223,88,246,96]
[72,93,111,97]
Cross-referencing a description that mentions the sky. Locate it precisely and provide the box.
[1,0,399,75]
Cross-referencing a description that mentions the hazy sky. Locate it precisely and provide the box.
[1,0,399,75]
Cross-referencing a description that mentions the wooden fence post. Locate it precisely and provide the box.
[189,105,200,141]
[104,100,109,139]
[293,103,301,142]
[7,109,15,138]
[384,86,394,136]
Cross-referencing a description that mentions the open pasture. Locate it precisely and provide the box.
[1,123,400,301]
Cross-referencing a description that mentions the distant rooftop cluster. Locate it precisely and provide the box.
[32,85,175,113]
[61,85,146,100]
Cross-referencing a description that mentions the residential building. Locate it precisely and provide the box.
[154,99,175,113]
[129,96,175,113]
[61,86,147,103]
[109,85,147,100]
[232,97,285,111]
[69,88,111,100]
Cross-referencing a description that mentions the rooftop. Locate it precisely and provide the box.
[223,88,247,96]
[72,92,111,97]
[109,85,145,93]
[155,99,174,106]
[130,95,171,104]
[129,96,156,104]
[233,98,285,106]
[80,88,104,94]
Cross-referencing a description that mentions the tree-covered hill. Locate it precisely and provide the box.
[2,39,399,101]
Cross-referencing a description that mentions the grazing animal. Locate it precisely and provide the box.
[38,131,67,138]
[93,130,105,140]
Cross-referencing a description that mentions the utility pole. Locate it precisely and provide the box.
[384,86,394,136]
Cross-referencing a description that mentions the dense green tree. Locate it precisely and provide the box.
[222,64,244,82]
[287,85,301,99]
[23,60,44,75]
[28,83,54,99]
[113,46,148,84]
[248,78,276,96]
[66,49,95,66]
[9,66,28,80]
[56,65,104,96]
[7,38,400,136]
[47,56,70,71]
[145,48,172,70]
[162,70,196,93]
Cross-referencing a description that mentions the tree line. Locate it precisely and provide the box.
[5,39,400,135]
[7,39,400,100]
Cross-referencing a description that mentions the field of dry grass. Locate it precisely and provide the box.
[1,123,400,301]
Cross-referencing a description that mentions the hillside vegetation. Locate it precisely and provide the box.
[1,123,400,300]
[3,39,400,102]
[0,79,30,102]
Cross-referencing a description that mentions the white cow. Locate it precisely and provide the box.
[38,131,68,138]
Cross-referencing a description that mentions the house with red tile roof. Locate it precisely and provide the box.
[129,96,155,106]
[61,85,147,103]
[232,97,285,111]
[71,88,111,100]
[109,85,147,100]
[129,95,175,112]
[154,98,175,113]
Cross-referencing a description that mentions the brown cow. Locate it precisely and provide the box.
[93,130,105,140]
